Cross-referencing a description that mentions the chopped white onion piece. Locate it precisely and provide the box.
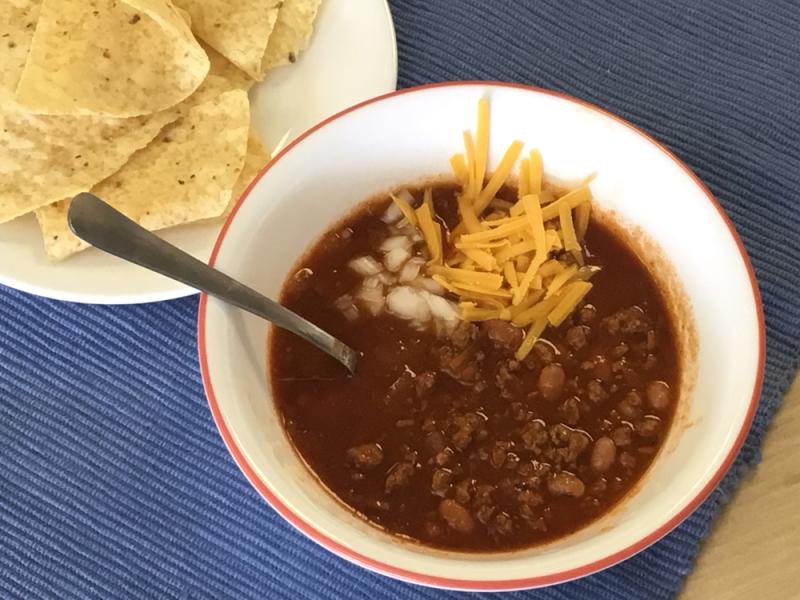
[424,292,459,322]
[348,255,382,276]
[362,275,383,289]
[380,235,412,252]
[413,277,446,295]
[377,271,397,286]
[386,286,431,321]
[399,257,425,283]
[357,282,385,316]
[384,247,411,272]
[381,202,403,223]
[397,189,416,205]
[334,295,359,321]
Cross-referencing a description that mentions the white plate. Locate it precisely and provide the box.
[0,0,397,304]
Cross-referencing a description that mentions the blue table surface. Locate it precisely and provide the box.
[2,1,799,598]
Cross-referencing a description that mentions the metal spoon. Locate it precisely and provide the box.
[68,192,359,374]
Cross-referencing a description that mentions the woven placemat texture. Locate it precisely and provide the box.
[1,1,799,598]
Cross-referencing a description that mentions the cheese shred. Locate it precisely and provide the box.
[398,99,598,357]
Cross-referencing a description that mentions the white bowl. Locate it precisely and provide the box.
[198,82,764,590]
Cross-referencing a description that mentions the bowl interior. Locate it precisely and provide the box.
[200,84,761,587]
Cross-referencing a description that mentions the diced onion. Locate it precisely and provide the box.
[334,295,359,321]
[357,282,385,315]
[348,256,382,276]
[381,202,403,223]
[362,275,383,289]
[397,189,416,205]
[384,247,411,272]
[377,271,397,286]
[380,235,413,253]
[399,257,425,283]
[386,286,431,321]
[424,292,459,322]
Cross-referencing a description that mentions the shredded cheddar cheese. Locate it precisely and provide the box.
[450,153,469,185]
[390,192,418,227]
[393,99,597,360]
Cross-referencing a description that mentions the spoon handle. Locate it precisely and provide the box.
[68,193,358,373]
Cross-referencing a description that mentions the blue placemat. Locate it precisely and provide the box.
[2,1,799,598]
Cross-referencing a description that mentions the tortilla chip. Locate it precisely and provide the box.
[0,0,42,104]
[15,0,209,117]
[261,0,321,73]
[173,0,282,80]
[0,104,178,223]
[0,37,259,225]
[226,129,270,215]
[200,43,255,96]
[35,90,250,260]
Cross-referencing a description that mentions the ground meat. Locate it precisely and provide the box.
[619,451,637,470]
[517,489,543,509]
[423,521,444,538]
[565,325,590,351]
[559,396,581,425]
[510,401,531,422]
[532,341,557,364]
[538,364,566,400]
[482,320,524,351]
[385,462,415,493]
[439,499,475,534]
[451,321,479,350]
[490,512,514,536]
[611,424,634,447]
[384,371,415,403]
[346,443,384,470]
[520,420,549,453]
[592,356,613,381]
[551,426,590,467]
[590,437,617,473]
[586,379,609,403]
[475,504,496,524]
[450,412,485,451]
[618,390,643,420]
[610,343,629,359]
[578,304,597,324]
[453,479,475,505]
[636,416,662,438]
[490,441,514,468]
[603,306,650,337]
[547,472,585,497]
[646,380,670,410]
[434,448,454,466]
[415,371,437,398]
[424,430,446,454]
[440,345,482,384]
[431,469,453,496]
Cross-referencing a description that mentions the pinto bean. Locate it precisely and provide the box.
[646,381,671,410]
[590,437,617,473]
[547,472,586,497]
[538,364,565,400]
